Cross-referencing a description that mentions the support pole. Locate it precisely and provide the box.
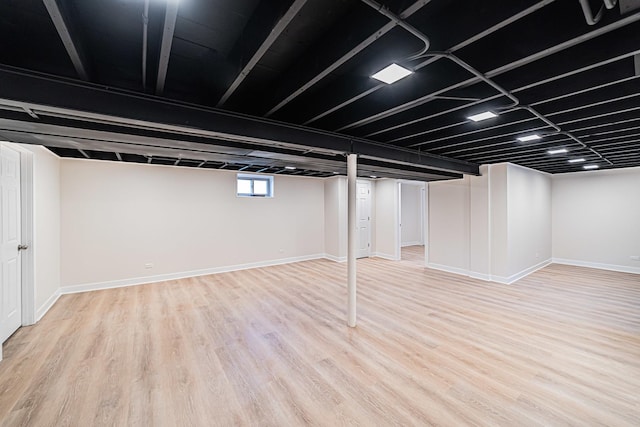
[347,153,357,327]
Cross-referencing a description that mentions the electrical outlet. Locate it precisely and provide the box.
[144,263,154,269]
[630,256,640,261]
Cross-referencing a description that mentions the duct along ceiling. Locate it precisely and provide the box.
[0,0,639,178]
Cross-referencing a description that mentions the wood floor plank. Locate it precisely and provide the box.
[1,246,639,426]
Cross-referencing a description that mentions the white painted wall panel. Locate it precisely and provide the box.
[400,184,423,246]
[60,159,325,287]
[552,167,640,272]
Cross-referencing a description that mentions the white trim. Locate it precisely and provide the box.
[323,254,346,263]
[469,272,492,281]
[552,258,640,275]
[428,259,552,284]
[374,252,399,261]
[401,241,423,247]
[59,254,325,295]
[492,259,552,284]
[19,148,35,326]
[36,289,61,322]
[426,262,470,277]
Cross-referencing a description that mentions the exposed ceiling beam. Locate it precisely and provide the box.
[217,0,308,107]
[156,1,179,94]
[0,66,479,176]
[42,0,89,81]
[264,0,431,117]
[337,11,640,131]
[303,0,555,125]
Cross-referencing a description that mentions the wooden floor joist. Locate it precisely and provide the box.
[1,246,639,426]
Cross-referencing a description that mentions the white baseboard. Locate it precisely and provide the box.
[427,262,470,277]
[36,289,62,322]
[59,253,326,295]
[428,259,552,284]
[492,259,552,284]
[323,254,346,263]
[374,252,399,261]
[469,272,492,281]
[552,258,640,275]
[401,241,423,248]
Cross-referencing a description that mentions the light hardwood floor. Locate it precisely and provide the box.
[1,248,639,426]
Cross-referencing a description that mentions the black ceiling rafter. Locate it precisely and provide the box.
[403,88,640,150]
[304,0,557,126]
[357,2,613,165]
[368,52,640,140]
[42,0,89,81]
[334,10,640,133]
[156,0,179,95]
[217,0,309,107]
[263,0,431,117]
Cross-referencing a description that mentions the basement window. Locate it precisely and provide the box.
[237,174,274,197]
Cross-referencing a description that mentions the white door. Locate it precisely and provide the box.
[0,145,22,344]
[356,180,371,258]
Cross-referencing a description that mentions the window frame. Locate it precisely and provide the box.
[236,173,274,198]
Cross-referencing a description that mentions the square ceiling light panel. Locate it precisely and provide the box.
[371,63,413,84]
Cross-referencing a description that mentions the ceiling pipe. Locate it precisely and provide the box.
[579,0,605,25]
[360,0,429,59]
[142,0,150,90]
[365,0,613,166]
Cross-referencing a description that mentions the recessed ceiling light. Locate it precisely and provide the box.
[583,164,599,170]
[284,166,296,170]
[371,63,413,84]
[467,111,498,122]
[568,158,585,163]
[517,134,542,142]
[547,148,568,155]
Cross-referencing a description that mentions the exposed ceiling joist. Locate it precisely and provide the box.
[217,0,308,107]
[156,1,179,95]
[42,0,89,81]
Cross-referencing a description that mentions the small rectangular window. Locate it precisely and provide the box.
[237,174,274,197]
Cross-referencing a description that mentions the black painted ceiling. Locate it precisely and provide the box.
[0,0,639,177]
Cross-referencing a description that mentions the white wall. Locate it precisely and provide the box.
[552,167,640,273]
[60,159,325,288]
[428,163,552,283]
[506,164,552,279]
[16,145,61,318]
[400,183,423,246]
[374,179,399,260]
[428,176,470,273]
[324,176,346,261]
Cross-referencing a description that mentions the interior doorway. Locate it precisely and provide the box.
[399,182,427,266]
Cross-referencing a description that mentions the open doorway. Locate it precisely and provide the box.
[399,182,426,266]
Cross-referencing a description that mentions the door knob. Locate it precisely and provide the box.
[18,244,28,251]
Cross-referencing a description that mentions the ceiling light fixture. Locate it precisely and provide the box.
[568,158,585,163]
[517,134,542,142]
[547,148,568,155]
[371,63,413,84]
[467,111,498,122]
[370,175,377,179]
[583,164,599,170]
[284,166,296,170]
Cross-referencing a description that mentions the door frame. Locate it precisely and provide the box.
[398,180,428,262]
[1,143,36,327]
[355,179,372,258]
